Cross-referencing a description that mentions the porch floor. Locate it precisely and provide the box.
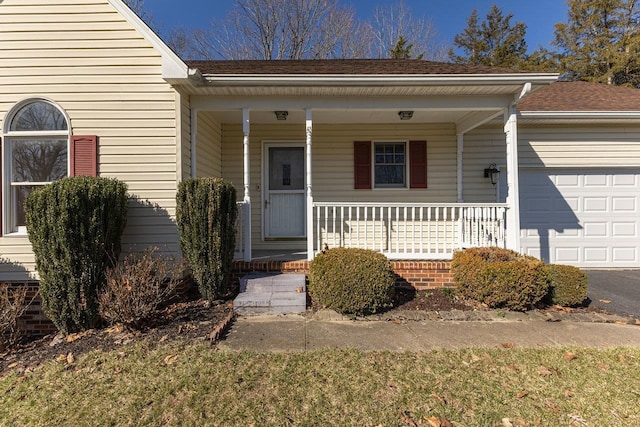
[233,273,307,315]
[250,250,308,262]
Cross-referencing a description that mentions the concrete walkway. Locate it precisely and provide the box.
[217,312,640,352]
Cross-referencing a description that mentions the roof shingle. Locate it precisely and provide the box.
[518,81,640,112]
[186,59,530,75]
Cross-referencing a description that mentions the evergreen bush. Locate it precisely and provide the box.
[451,247,549,311]
[176,178,237,300]
[308,248,395,315]
[25,176,128,334]
[545,264,588,306]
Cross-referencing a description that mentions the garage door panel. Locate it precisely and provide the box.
[520,169,640,268]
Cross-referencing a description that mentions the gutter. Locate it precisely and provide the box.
[519,111,640,120]
[198,73,558,87]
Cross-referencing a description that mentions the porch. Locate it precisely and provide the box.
[234,201,509,261]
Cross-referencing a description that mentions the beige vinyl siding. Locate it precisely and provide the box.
[221,123,457,250]
[196,112,222,178]
[462,125,506,203]
[519,124,640,167]
[0,0,181,280]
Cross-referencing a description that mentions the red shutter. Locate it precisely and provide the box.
[409,140,427,189]
[71,135,98,177]
[353,141,372,189]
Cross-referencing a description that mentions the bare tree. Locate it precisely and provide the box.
[123,0,157,31]
[190,0,368,60]
[369,1,448,60]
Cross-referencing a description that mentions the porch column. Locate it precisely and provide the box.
[305,108,314,260]
[242,108,252,262]
[504,105,521,251]
[190,108,198,178]
[456,133,464,203]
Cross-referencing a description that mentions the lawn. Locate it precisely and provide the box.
[1,341,639,426]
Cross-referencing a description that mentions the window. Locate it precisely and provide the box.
[354,140,427,190]
[2,99,69,233]
[374,142,406,188]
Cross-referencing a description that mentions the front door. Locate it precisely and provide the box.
[264,144,305,238]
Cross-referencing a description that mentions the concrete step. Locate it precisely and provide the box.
[233,273,307,315]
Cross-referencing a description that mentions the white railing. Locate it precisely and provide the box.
[234,201,246,260]
[313,202,508,259]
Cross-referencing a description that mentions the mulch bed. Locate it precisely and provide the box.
[1,298,233,376]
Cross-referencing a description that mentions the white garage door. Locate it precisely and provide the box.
[520,169,640,267]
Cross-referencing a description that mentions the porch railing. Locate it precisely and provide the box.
[313,202,508,259]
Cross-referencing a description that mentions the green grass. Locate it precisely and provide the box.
[1,342,639,426]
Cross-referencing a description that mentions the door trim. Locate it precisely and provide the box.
[261,141,306,241]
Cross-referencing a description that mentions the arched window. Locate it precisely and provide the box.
[2,99,70,234]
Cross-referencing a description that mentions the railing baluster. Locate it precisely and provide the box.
[419,207,424,254]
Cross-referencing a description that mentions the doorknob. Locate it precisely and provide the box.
[264,199,269,209]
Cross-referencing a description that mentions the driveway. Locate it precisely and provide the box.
[585,270,640,318]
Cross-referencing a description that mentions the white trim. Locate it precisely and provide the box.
[371,140,409,189]
[190,108,198,178]
[107,0,188,80]
[457,134,464,203]
[306,109,314,260]
[504,105,521,251]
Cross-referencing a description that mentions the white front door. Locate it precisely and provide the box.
[264,144,306,238]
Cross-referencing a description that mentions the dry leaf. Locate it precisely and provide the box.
[425,417,452,427]
[501,342,515,349]
[564,389,574,398]
[66,352,74,364]
[56,354,67,363]
[431,393,447,404]
[159,335,169,343]
[502,419,514,427]
[545,400,561,413]
[516,390,529,399]
[565,351,577,361]
[599,299,611,304]
[400,411,418,426]
[635,319,640,325]
[163,354,179,365]
[537,368,553,376]
[295,286,304,293]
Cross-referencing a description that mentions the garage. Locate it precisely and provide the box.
[519,169,640,267]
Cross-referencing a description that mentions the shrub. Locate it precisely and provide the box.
[308,248,395,315]
[25,176,128,335]
[545,264,588,306]
[98,247,183,329]
[451,247,549,311]
[0,283,33,350]
[176,178,237,301]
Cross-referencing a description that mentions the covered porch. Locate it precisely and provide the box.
[184,60,557,263]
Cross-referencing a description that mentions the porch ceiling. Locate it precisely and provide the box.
[203,108,484,125]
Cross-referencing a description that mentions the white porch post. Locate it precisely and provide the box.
[190,108,198,178]
[504,105,521,251]
[456,133,464,203]
[305,108,314,260]
[242,108,252,262]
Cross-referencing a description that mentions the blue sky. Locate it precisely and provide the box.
[147,0,568,53]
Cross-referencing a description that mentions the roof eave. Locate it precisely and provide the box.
[199,73,559,87]
[519,111,640,120]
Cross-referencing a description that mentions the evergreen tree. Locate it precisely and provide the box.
[389,35,424,59]
[449,5,528,68]
[553,0,640,87]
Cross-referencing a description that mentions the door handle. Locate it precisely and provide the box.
[264,199,269,209]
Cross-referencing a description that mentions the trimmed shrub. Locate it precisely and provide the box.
[308,248,395,315]
[98,247,183,329]
[176,178,237,301]
[25,176,128,335]
[545,264,588,306]
[0,283,32,350]
[451,247,549,311]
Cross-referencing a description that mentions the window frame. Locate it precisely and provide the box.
[372,140,409,189]
[2,98,71,235]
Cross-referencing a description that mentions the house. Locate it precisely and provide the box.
[2,0,640,298]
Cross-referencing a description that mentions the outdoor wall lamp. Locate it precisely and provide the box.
[274,111,288,120]
[484,163,500,185]
[398,110,413,120]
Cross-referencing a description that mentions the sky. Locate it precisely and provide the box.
[147,0,569,54]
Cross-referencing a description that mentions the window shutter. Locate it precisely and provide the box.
[409,140,427,189]
[353,141,372,189]
[71,135,98,177]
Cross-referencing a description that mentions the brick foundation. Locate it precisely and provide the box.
[232,259,453,290]
[6,282,56,338]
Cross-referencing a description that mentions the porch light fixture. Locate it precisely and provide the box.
[274,111,288,120]
[484,163,500,185]
[398,110,413,120]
